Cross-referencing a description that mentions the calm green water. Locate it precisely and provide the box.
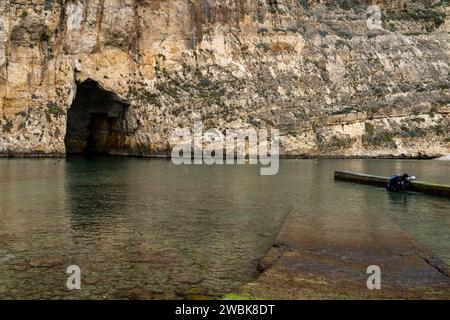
[0,158,449,299]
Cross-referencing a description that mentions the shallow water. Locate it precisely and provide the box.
[0,158,449,299]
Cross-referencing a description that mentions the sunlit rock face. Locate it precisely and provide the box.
[0,0,449,157]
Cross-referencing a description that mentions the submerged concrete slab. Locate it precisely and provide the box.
[241,210,450,299]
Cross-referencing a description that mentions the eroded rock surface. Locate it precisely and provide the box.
[0,0,449,157]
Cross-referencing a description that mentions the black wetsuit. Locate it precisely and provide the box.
[387,175,405,192]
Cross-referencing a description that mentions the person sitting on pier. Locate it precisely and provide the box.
[387,173,410,192]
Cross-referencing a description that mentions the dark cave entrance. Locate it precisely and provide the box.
[65,80,129,155]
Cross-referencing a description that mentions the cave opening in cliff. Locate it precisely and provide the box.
[65,79,130,155]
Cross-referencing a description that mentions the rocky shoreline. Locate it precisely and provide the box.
[0,152,447,160]
[436,154,450,161]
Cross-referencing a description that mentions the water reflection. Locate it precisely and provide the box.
[387,191,410,206]
[0,158,449,299]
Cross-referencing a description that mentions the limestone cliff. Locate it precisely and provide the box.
[0,0,449,157]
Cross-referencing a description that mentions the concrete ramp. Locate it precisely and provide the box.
[241,209,450,299]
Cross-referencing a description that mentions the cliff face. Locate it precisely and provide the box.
[0,0,449,157]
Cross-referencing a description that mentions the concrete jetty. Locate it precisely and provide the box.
[334,171,450,198]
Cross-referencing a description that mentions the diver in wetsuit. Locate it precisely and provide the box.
[387,173,410,192]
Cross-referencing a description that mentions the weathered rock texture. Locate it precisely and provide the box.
[0,0,449,157]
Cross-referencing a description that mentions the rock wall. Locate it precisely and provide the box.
[0,0,449,157]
